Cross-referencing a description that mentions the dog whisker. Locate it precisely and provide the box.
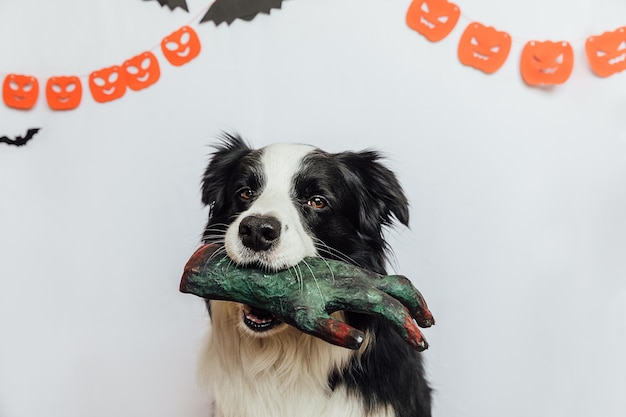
[200,244,227,274]
[301,259,326,304]
[312,238,361,268]
[314,255,336,285]
[288,265,304,295]
[294,263,304,295]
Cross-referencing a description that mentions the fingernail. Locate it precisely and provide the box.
[415,337,429,351]
[418,310,435,327]
[404,316,428,350]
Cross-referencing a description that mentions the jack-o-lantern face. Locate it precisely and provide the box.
[123,51,161,91]
[458,22,511,74]
[520,41,574,86]
[46,76,82,110]
[406,0,460,42]
[3,74,39,110]
[585,26,626,78]
[161,26,201,66]
[89,65,127,103]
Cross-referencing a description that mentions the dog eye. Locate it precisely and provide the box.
[238,188,255,200]
[307,196,328,209]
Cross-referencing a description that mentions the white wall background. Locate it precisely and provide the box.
[1,0,625,416]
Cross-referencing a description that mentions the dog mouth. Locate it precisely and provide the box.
[242,305,283,332]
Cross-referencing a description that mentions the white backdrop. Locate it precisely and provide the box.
[1,1,625,416]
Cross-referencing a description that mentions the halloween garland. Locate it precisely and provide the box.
[2,0,625,113]
[407,0,626,85]
[1,0,288,112]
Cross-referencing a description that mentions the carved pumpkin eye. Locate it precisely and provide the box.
[179,31,191,45]
[307,196,328,209]
[141,57,152,70]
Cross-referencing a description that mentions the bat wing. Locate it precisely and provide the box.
[201,0,286,25]
[143,0,188,12]
[0,128,41,147]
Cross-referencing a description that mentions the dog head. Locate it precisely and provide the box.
[200,133,409,336]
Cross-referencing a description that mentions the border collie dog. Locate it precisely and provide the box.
[199,134,431,417]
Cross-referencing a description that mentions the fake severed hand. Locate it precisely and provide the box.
[180,243,434,350]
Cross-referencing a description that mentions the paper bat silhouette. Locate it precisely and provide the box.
[201,0,287,25]
[180,243,434,350]
[143,0,188,12]
[0,128,41,147]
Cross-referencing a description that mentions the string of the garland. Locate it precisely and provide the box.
[456,6,592,46]
[406,0,625,85]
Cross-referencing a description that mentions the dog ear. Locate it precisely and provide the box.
[201,133,251,215]
[337,150,409,234]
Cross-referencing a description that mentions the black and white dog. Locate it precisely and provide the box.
[199,134,431,417]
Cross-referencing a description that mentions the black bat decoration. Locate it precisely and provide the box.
[0,128,41,147]
[143,0,188,12]
[201,0,287,25]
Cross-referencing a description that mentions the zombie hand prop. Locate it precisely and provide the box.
[180,244,434,350]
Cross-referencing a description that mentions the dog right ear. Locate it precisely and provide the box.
[201,133,251,214]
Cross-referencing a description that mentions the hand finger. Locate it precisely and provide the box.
[306,258,435,328]
[375,274,435,328]
[328,290,429,351]
[313,316,366,350]
[288,311,365,350]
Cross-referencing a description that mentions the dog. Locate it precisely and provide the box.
[198,133,431,417]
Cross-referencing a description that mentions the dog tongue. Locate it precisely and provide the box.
[245,305,277,321]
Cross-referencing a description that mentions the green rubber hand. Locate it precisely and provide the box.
[180,244,434,350]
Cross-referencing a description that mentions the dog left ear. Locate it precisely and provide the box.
[201,133,251,216]
[338,150,409,232]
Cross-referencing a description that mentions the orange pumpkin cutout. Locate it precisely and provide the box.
[520,41,574,86]
[161,26,201,66]
[46,76,82,110]
[3,74,39,110]
[458,22,511,74]
[89,65,127,103]
[123,51,161,91]
[585,26,626,78]
[406,0,460,42]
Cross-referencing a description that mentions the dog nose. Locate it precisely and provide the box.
[238,215,281,251]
